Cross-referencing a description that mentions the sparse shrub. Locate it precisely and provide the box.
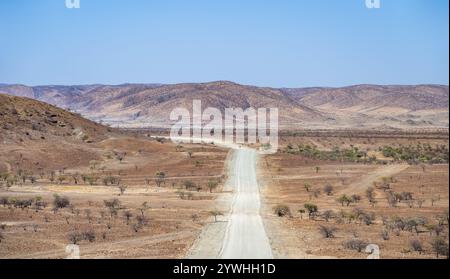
[104,199,121,218]
[57,176,66,184]
[409,239,424,254]
[0,231,3,243]
[132,223,141,233]
[139,202,150,217]
[312,189,321,199]
[0,197,8,207]
[436,210,449,226]
[123,211,133,225]
[344,239,369,253]
[351,195,362,204]
[155,171,166,187]
[381,230,390,241]
[430,237,449,258]
[68,232,82,245]
[429,224,445,237]
[416,199,425,208]
[209,210,223,222]
[304,203,318,219]
[191,214,199,222]
[82,230,96,243]
[33,196,47,212]
[118,184,128,196]
[273,205,291,217]
[207,180,219,193]
[400,192,414,201]
[322,210,334,222]
[319,225,337,238]
[115,152,126,163]
[68,230,96,244]
[366,187,376,204]
[84,175,98,186]
[360,212,376,226]
[393,217,406,231]
[177,191,186,200]
[298,209,306,219]
[183,181,196,190]
[304,183,312,192]
[136,215,149,227]
[324,184,334,196]
[84,209,92,223]
[52,194,70,212]
[337,195,353,207]
[405,217,428,235]
[386,192,398,207]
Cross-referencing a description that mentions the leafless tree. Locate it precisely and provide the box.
[431,237,449,258]
[123,211,133,225]
[344,239,368,253]
[322,210,334,222]
[155,171,166,187]
[381,230,390,241]
[209,210,223,222]
[337,195,352,207]
[207,180,219,193]
[85,209,92,223]
[319,225,337,238]
[104,199,121,218]
[118,184,128,196]
[139,202,150,217]
[304,203,318,220]
[410,239,424,254]
[304,183,312,193]
[273,205,291,217]
[366,187,375,203]
[52,194,70,213]
[323,184,334,196]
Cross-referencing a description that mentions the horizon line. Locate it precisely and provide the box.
[1,80,449,90]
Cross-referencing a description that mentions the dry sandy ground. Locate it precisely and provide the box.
[0,136,228,259]
[259,134,449,259]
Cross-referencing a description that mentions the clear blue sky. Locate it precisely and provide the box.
[0,0,448,87]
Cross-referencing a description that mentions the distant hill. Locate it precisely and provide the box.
[1,82,448,130]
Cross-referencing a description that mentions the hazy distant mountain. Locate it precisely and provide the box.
[1,82,448,130]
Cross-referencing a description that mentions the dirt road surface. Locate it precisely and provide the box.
[187,137,273,259]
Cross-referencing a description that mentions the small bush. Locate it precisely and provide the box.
[344,239,368,253]
[68,230,96,244]
[430,237,449,258]
[82,230,96,243]
[53,194,70,211]
[409,239,423,254]
[273,205,292,217]
[324,184,334,196]
[319,225,337,238]
[304,203,319,219]
[381,230,390,241]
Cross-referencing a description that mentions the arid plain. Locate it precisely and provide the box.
[0,83,448,259]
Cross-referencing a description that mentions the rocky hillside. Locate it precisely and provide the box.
[0,94,112,145]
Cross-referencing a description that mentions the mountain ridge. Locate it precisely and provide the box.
[1,81,448,130]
